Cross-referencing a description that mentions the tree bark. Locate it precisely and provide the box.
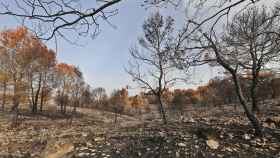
[33,74,42,113]
[39,88,45,112]
[251,74,260,113]
[232,74,263,136]
[157,95,167,124]
[114,107,118,124]
[60,101,64,113]
[30,77,35,113]
[31,73,43,113]
[63,99,67,114]
[207,33,263,136]
[11,78,20,113]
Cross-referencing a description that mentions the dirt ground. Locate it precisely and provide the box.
[0,103,280,158]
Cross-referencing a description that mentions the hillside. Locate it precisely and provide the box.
[0,103,280,158]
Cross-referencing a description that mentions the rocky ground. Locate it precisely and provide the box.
[0,104,280,158]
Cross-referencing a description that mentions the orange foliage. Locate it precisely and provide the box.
[0,26,28,48]
[0,26,56,71]
[243,70,274,80]
[172,88,199,106]
[56,63,79,78]
[130,95,145,108]
[162,88,173,104]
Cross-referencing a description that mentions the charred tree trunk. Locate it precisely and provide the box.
[10,79,20,126]
[30,77,35,113]
[31,74,43,113]
[60,101,64,113]
[39,89,45,112]
[69,102,78,126]
[63,101,67,114]
[40,88,46,112]
[40,73,48,112]
[30,78,37,113]
[11,78,20,113]
[251,69,260,113]
[251,80,259,113]
[232,74,263,136]
[157,94,167,124]
[34,74,42,113]
[114,107,118,124]
[205,32,263,136]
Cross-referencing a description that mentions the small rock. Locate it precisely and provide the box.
[206,139,219,149]
[228,133,234,139]
[225,147,233,152]
[269,146,277,151]
[95,137,105,142]
[178,143,186,147]
[82,133,88,137]
[159,131,166,137]
[86,142,93,147]
[244,134,250,140]
[77,152,90,157]
[189,117,195,123]
[79,147,88,151]
[176,151,180,157]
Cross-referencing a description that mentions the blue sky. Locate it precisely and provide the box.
[3,0,269,95]
[49,0,152,94]
[0,0,221,95]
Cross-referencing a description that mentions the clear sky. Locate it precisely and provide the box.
[1,0,276,95]
[0,0,209,95]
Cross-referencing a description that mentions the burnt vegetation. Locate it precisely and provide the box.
[0,0,280,158]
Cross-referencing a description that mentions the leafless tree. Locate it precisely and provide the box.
[39,64,56,112]
[221,7,280,113]
[70,67,84,112]
[110,89,125,124]
[79,84,93,108]
[92,87,107,107]
[174,5,280,136]
[126,12,187,124]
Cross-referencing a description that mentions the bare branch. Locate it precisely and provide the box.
[0,0,122,40]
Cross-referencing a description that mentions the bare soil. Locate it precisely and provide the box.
[0,104,280,158]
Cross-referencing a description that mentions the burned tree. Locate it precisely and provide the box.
[220,7,280,113]
[109,89,127,124]
[54,63,82,114]
[127,12,187,124]
[92,87,107,107]
[174,6,280,136]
